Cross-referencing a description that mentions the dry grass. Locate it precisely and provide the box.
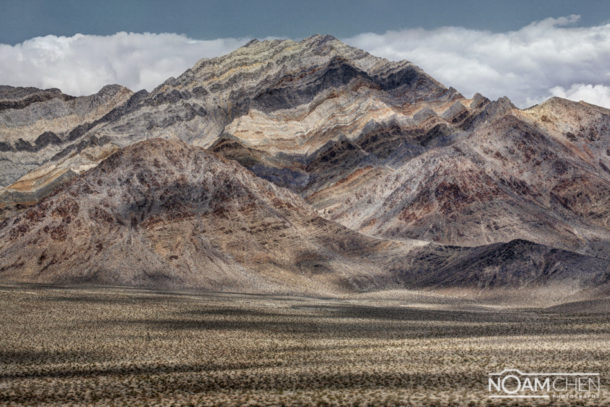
[0,284,608,406]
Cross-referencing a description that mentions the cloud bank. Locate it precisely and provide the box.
[0,32,248,96]
[0,17,609,108]
[346,15,610,108]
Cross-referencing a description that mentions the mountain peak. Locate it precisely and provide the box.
[0,33,609,297]
[243,38,260,47]
[303,34,340,44]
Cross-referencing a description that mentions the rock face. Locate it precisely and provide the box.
[0,84,132,186]
[0,138,606,294]
[0,35,608,294]
[0,35,453,198]
[310,101,610,258]
[0,84,132,219]
[0,139,397,293]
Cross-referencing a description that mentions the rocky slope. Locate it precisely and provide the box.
[0,84,132,217]
[0,139,398,293]
[0,35,608,294]
[0,35,455,200]
[0,84,132,185]
[0,138,606,295]
[309,98,610,258]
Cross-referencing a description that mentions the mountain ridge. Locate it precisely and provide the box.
[0,35,608,295]
[0,138,606,296]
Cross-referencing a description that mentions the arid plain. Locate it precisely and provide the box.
[0,284,608,406]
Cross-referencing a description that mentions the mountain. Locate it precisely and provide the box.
[0,35,453,205]
[0,84,132,185]
[0,84,132,218]
[306,98,610,258]
[0,138,606,296]
[0,138,395,293]
[0,35,608,295]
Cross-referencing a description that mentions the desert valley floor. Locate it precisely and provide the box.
[0,284,608,406]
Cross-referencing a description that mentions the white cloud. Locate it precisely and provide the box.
[550,84,610,109]
[345,15,610,108]
[0,32,248,95]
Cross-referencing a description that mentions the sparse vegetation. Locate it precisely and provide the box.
[0,284,608,406]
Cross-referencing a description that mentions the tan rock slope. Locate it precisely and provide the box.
[0,35,452,196]
[0,84,132,184]
[0,84,132,216]
[0,35,608,294]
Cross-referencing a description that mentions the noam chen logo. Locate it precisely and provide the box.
[488,369,600,400]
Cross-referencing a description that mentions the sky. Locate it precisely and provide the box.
[1,0,610,108]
